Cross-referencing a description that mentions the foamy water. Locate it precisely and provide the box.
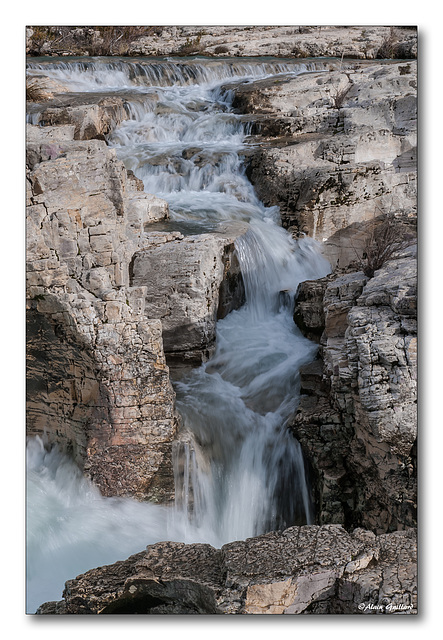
[26,56,331,613]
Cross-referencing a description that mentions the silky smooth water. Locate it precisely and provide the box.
[26,57,331,613]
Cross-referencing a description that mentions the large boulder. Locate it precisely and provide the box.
[37,524,417,615]
[130,224,247,372]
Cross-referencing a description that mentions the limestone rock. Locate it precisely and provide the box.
[239,60,417,265]
[26,121,178,501]
[28,95,131,140]
[291,247,417,532]
[36,524,417,615]
[130,225,247,370]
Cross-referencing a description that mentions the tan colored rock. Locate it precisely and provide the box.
[37,525,417,615]
[26,122,178,501]
[245,578,296,614]
[131,224,247,369]
[30,97,130,140]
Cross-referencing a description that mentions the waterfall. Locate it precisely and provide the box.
[26,56,331,613]
[26,56,330,91]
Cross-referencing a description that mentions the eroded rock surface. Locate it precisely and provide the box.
[131,225,246,371]
[37,524,417,615]
[239,60,417,267]
[292,247,417,532]
[26,119,179,500]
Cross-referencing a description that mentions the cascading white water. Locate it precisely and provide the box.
[26,56,331,613]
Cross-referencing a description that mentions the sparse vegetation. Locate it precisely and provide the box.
[376,35,395,58]
[291,44,309,58]
[177,32,206,56]
[26,78,51,102]
[214,45,229,55]
[375,26,412,59]
[27,26,158,56]
[352,214,415,278]
[89,26,150,56]
[332,83,352,109]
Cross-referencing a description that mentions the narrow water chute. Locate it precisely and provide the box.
[26,56,332,613]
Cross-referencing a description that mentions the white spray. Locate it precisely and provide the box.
[26,56,331,612]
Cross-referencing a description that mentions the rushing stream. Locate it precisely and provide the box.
[26,57,331,613]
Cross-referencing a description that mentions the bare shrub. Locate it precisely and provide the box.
[28,26,156,56]
[177,31,206,56]
[352,215,415,278]
[332,83,352,109]
[26,78,51,102]
[376,27,400,59]
[89,26,149,56]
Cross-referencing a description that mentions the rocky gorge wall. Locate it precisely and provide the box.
[26,97,246,500]
[231,57,417,534]
[240,57,416,614]
[291,248,417,533]
[26,39,417,614]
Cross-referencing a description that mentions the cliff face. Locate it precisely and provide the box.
[292,248,417,532]
[26,119,178,500]
[26,102,246,500]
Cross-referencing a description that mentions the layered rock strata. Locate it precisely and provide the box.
[37,524,417,615]
[26,120,180,500]
[292,246,417,532]
[130,225,246,373]
[26,26,417,60]
[238,60,417,268]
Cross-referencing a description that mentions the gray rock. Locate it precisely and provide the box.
[131,225,247,369]
[36,524,417,615]
[26,122,178,501]
[291,248,417,532]
[240,61,417,264]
